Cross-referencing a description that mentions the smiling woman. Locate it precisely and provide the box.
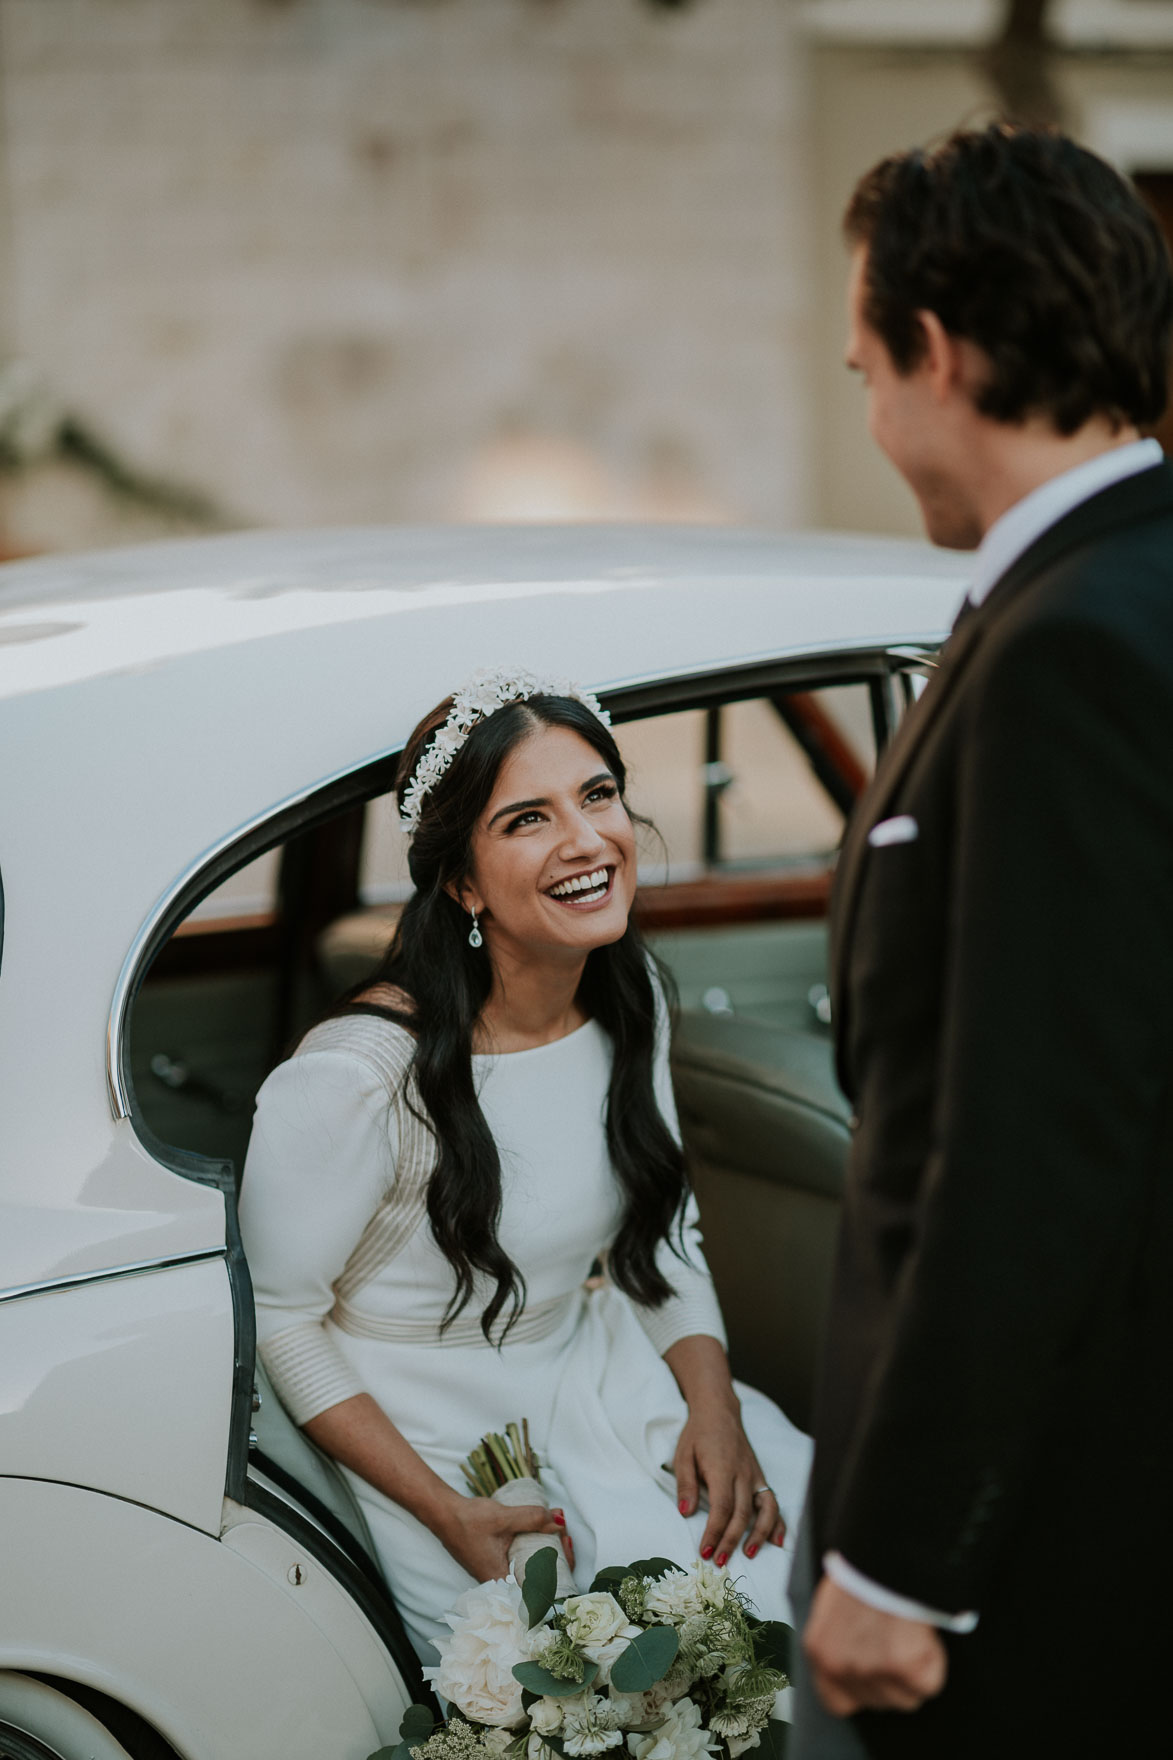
[237,670,813,1667]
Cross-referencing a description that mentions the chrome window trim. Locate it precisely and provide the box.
[0,1246,227,1308]
[106,630,949,1120]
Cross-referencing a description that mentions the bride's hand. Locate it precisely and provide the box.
[673,1400,785,1566]
[428,1490,575,1583]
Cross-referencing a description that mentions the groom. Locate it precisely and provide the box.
[791,124,1173,1757]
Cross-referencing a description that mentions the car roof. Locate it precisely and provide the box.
[0,523,968,702]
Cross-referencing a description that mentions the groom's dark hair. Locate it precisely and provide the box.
[845,121,1173,434]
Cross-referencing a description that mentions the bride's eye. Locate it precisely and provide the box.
[586,782,618,806]
[505,809,545,833]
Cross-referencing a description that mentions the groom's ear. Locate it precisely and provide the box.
[917,307,985,407]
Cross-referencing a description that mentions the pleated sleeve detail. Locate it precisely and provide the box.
[629,964,728,1357]
[238,1018,415,1425]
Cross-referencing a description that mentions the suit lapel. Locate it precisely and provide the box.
[828,459,1173,1055]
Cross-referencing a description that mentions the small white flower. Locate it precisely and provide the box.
[530,1698,565,1736]
[726,1734,763,1758]
[561,1694,624,1757]
[626,1698,718,1760]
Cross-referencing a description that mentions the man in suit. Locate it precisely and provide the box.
[791,124,1173,1757]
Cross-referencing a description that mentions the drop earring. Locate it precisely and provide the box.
[468,908,483,949]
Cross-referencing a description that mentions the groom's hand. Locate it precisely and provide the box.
[803,1577,947,1716]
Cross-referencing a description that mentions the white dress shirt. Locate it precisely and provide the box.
[825,434,1165,1633]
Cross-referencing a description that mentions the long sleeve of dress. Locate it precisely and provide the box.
[238,1046,398,1425]
[630,971,728,1357]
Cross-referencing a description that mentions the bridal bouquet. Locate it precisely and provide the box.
[370,1549,791,1760]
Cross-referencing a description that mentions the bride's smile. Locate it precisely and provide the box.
[462,723,638,956]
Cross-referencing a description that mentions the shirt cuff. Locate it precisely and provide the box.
[823,1551,979,1634]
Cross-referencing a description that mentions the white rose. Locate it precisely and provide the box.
[626,1699,719,1760]
[562,1593,633,1649]
[425,1578,532,1727]
[484,1733,514,1755]
[530,1698,565,1736]
[581,1627,644,1684]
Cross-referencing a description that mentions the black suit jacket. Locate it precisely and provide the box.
[813,463,1173,1754]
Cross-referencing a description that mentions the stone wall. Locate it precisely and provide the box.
[0,0,815,552]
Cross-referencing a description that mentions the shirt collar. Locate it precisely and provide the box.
[968,437,1165,607]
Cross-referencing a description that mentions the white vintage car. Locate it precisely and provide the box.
[0,525,967,1760]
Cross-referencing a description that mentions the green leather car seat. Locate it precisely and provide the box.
[670,1010,852,1435]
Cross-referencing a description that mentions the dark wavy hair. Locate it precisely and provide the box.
[844,122,1173,434]
[338,691,687,1341]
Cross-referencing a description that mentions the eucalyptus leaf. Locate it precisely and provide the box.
[512,1659,600,1698]
[623,1557,680,1582]
[522,1546,560,1628]
[400,1706,436,1743]
[609,1625,680,1693]
[589,1566,628,1594]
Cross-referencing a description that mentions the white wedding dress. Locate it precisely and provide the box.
[239,992,812,1665]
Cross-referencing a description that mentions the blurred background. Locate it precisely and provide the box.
[1,0,1172,561]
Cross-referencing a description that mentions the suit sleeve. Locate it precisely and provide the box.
[826,615,1173,1611]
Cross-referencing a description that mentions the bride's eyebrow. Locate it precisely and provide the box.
[487,772,614,828]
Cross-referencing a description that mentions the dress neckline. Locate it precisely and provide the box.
[471,1016,601,1062]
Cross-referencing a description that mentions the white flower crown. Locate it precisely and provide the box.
[399,666,612,835]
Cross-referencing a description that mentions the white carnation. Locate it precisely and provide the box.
[643,1564,728,1626]
[626,1698,718,1760]
[425,1578,535,1727]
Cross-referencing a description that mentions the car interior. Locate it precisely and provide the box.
[126,658,919,1592]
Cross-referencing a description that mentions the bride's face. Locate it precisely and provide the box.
[464,723,638,958]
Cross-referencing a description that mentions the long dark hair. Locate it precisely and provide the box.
[339,691,687,1341]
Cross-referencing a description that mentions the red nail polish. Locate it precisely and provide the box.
[552,1512,565,1526]
[773,1534,785,1546]
[700,1544,714,1560]
[746,1543,758,1559]
[678,1498,691,1516]
[715,1552,728,1568]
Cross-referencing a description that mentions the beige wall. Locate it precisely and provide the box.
[0,0,817,554]
[809,41,1173,537]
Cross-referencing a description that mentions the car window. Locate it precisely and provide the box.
[623,682,876,881]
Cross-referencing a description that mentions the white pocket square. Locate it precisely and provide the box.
[868,814,919,848]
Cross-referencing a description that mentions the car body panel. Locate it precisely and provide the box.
[0,1258,234,1533]
[0,1477,411,1759]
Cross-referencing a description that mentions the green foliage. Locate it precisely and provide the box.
[609,1625,680,1693]
[401,1707,437,1744]
[747,1620,793,1676]
[513,1657,599,1697]
[522,1546,560,1628]
[755,1719,790,1760]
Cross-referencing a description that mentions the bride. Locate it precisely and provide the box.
[239,670,811,1663]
